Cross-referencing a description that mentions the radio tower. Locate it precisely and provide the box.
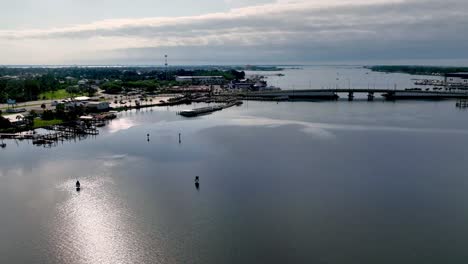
[164,55,168,80]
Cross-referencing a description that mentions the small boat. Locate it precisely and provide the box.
[0,142,6,148]
[195,176,200,190]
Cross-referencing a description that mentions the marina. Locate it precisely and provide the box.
[0,113,116,147]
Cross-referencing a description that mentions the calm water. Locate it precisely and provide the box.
[2,71,468,263]
[246,65,442,90]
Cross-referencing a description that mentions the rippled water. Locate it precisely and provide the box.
[2,97,468,263]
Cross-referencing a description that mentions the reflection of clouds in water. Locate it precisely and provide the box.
[229,116,335,138]
[228,116,468,137]
[0,168,23,178]
[107,118,139,133]
[98,154,128,167]
[101,154,128,159]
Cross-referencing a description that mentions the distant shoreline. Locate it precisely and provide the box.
[367,65,468,76]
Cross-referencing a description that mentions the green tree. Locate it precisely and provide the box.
[66,86,81,97]
[24,80,40,101]
[102,82,123,94]
[5,79,25,101]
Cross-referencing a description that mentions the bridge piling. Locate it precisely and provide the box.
[367,92,375,101]
[348,92,354,101]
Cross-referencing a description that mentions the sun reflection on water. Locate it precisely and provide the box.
[48,160,162,264]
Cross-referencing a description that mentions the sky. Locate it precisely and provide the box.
[0,0,467,65]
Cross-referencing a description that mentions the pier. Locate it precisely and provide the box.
[178,100,242,117]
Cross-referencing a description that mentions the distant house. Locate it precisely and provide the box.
[65,76,76,83]
[3,114,26,126]
[78,79,88,86]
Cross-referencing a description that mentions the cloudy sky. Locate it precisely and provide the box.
[0,0,467,65]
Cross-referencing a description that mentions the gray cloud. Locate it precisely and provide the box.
[1,0,468,64]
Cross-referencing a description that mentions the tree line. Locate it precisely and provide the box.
[0,67,246,101]
[369,65,468,75]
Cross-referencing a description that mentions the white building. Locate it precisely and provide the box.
[74,96,91,101]
[3,114,25,125]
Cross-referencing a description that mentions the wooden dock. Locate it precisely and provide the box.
[456,99,468,108]
[1,123,100,148]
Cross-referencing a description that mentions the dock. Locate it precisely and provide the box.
[178,100,242,117]
[1,120,102,148]
[456,99,468,108]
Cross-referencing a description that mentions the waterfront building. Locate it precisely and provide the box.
[228,79,256,90]
[445,73,468,86]
[3,113,27,127]
[86,101,110,111]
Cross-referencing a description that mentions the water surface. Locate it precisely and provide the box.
[1,98,468,263]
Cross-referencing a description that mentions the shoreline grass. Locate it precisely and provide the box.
[39,89,85,100]
[33,118,64,129]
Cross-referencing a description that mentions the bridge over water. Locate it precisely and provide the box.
[246,89,468,101]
